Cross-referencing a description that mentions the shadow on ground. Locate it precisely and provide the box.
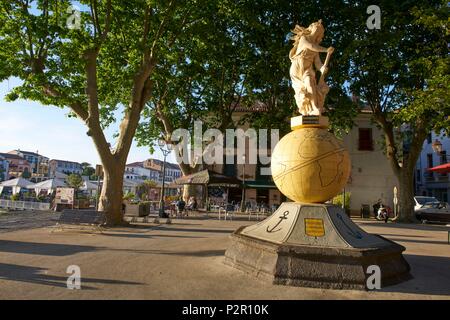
[381,254,450,296]
[0,240,100,256]
[382,237,449,246]
[358,221,450,232]
[102,232,205,239]
[152,226,236,234]
[0,263,143,290]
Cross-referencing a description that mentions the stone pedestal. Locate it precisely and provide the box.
[224,202,412,290]
[290,115,329,130]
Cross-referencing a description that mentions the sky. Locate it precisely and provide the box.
[0,78,176,166]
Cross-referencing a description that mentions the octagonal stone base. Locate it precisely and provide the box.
[224,202,412,290]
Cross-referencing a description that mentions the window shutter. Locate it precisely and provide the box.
[358,128,373,151]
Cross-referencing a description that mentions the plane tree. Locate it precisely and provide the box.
[135,1,261,176]
[134,0,360,200]
[342,0,449,221]
[0,0,213,225]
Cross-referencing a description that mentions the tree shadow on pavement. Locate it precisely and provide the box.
[382,237,450,246]
[102,232,205,239]
[135,249,226,257]
[152,226,235,234]
[0,263,143,290]
[0,240,101,256]
[358,222,450,232]
[380,254,450,296]
[377,233,428,238]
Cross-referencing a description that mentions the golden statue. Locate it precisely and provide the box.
[289,20,334,116]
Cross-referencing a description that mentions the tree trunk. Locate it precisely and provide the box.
[177,160,201,202]
[397,169,415,223]
[182,184,197,202]
[374,113,426,224]
[98,162,125,226]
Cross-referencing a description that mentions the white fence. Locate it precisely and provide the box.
[0,200,51,211]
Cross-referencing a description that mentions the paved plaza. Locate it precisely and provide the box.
[0,211,449,299]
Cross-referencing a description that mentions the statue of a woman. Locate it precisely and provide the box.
[289,20,334,116]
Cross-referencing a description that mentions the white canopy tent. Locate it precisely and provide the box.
[81,180,98,191]
[0,177,33,195]
[27,178,67,195]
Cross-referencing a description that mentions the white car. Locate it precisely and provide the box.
[414,196,440,212]
[414,196,450,223]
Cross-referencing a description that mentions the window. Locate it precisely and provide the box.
[427,153,433,168]
[358,128,373,151]
[416,169,421,182]
[426,154,434,179]
[440,151,447,165]
[439,151,448,178]
[427,133,432,144]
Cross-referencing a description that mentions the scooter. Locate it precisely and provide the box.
[376,205,390,223]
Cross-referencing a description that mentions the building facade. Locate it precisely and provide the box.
[206,101,283,208]
[125,162,153,182]
[414,130,449,203]
[7,150,49,182]
[340,111,399,215]
[0,152,32,179]
[8,150,49,174]
[125,159,182,184]
[0,155,9,181]
[48,159,83,177]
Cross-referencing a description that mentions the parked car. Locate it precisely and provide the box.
[415,199,450,224]
[414,196,440,211]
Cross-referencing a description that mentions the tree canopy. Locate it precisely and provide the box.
[0,0,220,224]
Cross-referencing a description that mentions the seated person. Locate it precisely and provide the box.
[176,198,186,216]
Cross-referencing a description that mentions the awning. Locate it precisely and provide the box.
[243,180,278,189]
[427,163,450,174]
[175,169,242,188]
[27,178,67,194]
[0,177,33,195]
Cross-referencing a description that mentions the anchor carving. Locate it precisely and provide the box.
[266,211,290,233]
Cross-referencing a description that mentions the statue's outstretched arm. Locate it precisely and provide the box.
[300,37,328,53]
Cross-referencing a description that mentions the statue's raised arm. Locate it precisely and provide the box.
[289,20,334,116]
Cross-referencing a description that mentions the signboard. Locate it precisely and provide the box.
[55,187,75,205]
[95,164,104,178]
[304,218,325,237]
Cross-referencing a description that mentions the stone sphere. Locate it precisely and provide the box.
[271,127,351,203]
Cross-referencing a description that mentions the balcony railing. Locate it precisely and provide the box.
[0,200,50,211]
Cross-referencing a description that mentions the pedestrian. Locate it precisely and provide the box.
[176,198,186,218]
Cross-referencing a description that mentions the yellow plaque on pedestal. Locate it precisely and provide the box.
[305,218,325,237]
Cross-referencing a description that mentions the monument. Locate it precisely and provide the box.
[224,20,411,290]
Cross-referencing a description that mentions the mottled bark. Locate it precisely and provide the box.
[374,110,427,223]
[98,162,125,225]
[397,170,415,222]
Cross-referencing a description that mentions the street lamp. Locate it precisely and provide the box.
[240,154,246,212]
[158,138,173,218]
[431,138,449,161]
[432,139,443,154]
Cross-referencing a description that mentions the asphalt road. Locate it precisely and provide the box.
[0,210,59,233]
